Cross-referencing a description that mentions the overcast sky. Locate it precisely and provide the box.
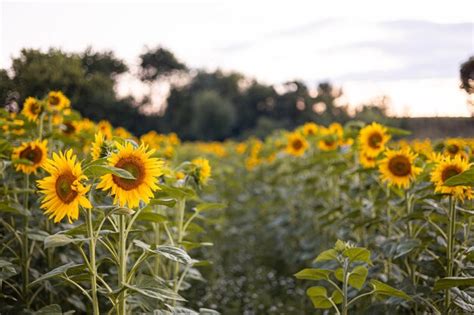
[1,0,473,116]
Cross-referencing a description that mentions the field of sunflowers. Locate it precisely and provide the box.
[1,91,474,314]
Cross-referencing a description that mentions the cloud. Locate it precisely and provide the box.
[332,20,474,81]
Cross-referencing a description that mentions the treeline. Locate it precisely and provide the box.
[1,47,471,140]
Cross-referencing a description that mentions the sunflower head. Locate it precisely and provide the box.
[97,120,113,140]
[12,140,48,174]
[379,148,422,189]
[286,132,308,156]
[359,122,390,157]
[91,131,108,160]
[22,97,43,121]
[37,150,91,223]
[47,91,70,111]
[359,151,377,169]
[444,139,468,160]
[430,155,472,200]
[192,157,211,185]
[97,142,164,208]
[302,122,319,137]
[318,127,339,151]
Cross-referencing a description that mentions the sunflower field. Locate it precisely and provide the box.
[1,92,474,315]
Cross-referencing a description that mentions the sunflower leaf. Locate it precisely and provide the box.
[84,164,135,179]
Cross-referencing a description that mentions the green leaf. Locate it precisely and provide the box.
[387,127,411,136]
[30,262,81,286]
[370,280,412,300]
[133,240,193,265]
[335,240,346,252]
[348,266,368,290]
[332,290,343,304]
[0,201,30,216]
[306,286,333,309]
[314,249,338,262]
[149,198,176,207]
[433,277,474,291]
[445,168,474,186]
[394,239,421,259]
[44,234,75,249]
[343,247,372,264]
[84,164,135,179]
[294,268,331,281]
[194,202,226,212]
[35,304,62,314]
[136,212,167,223]
[124,283,186,301]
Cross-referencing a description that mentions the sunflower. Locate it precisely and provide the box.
[12,140,48,174]
[114,127,133,139]
[91,131,107,160]
[286,132,308,156]
[22,97,43,121]
[444,139,468,160]
[97,142,164,208]
[379,148,422,188]
[47,91,70,110]
[359,151,377,169]
[37,150,91,223]
[359,122,390,157]
[431,155,473,200]
[192,157,211,185]
[97,120,113,140]
[302,122,319,137]
[318,128,339,151]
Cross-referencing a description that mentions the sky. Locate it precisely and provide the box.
[1,0,473,117]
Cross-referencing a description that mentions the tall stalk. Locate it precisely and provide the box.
[21,174,30,303]
[445,196,456,311]
[341,258,349,315]
[118,215,127,315]
[172,198,186,305]
[85,208,100,315]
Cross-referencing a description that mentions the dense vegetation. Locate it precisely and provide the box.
[2,90,474,314]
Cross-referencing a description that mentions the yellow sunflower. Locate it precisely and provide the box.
[318,128,339,151]
[91,131,107,160]
[379,148,422,189]
[431,155,472,200]
[302,122,319,137]
[444,139,468,160]
[47,91,70,110]
[359,122,390,157]
[97,120,113,140]
[359,151,377,169]
[192,157,211,185]
[37,150,91,223]
[286,132,308,156]
[97,142,164,208]
[12,139,48,174]
[22,97,43,121]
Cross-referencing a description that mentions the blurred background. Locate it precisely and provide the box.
[1,0,473,140]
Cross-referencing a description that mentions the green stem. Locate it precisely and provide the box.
[22,174,30,304]
[118,215,127,315]
[445,196,456,311]
[153,222,161,276]
[172,198,186,305]
[85,208,100,315]
[406,192,416,288]
[342,258,349,315]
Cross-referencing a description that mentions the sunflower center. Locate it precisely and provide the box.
[292,139,303,150]
[388,155,411,177]
[19,146,43,164]
[447,144,459,155]
[368,132,383,149]
[55,172,78,204]
[31,102,41,114]
[64,122,76,135]
[49,96,60,106]
[112,156,145,190]
[441,166,461,183]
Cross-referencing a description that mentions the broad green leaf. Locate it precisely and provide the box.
[433,277,474,291]
[0,259,17,281]
[84,164,135,179]
[158,184,196,199]
[370,280,412,300]
[348,266,368,290]
[0,202,30,216]
[149,198,176,207]
[314,249,338,262]
[445,168,474,187]
[194,202,226,212]
[133,240,192,265]
[332,290,343,304]
[124,283,186,301]
[30,262,81,286]
[335,240,346,251]
[294,268,331,281]
[306,286,333,309]
[44,234,78,249]
[343,247,372,264]
[35,304,62,314]
[387,127,411,136]
[394,239,421,259]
